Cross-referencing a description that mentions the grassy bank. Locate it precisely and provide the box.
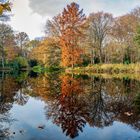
[66,64,140,74]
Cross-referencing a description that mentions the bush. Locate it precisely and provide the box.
[13,57,28,69]
[32,65,42,73]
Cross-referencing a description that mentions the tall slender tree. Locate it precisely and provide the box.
[55,2,86,68]
[15,32,29,57]
[88,12,113,63]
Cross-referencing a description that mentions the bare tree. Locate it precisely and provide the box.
[88,12,113,63]
[15,32,29,57]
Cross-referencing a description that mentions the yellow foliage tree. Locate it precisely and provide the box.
[29,38,61,67]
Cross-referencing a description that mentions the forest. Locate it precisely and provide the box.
[1,2,140,73]
[1,1,140,140]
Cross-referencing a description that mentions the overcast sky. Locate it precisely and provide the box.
[9,0,140,39]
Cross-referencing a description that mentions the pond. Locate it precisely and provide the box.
[0,71,140,140]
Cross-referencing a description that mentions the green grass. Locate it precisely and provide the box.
[66,63,140,74]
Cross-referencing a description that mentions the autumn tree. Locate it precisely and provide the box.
[29,38,61,67]
[53,2,86,68]
[88,12,113,63]
[135,26,140,46]
[111,14,139,63]
[134,26,140,61]
[45,18,61,39]
[0,23,14,68]
[27,39,40,50]
[15,32,29,57]
[131,7,140,22]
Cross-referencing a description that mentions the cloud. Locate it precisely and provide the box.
[29,0,140,17]
[9,0,47,39]
[9,0,140,39]
[28,0,105,17]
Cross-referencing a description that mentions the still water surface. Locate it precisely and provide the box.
[0,71,140,140]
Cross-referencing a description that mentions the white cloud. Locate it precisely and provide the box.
[9,0,47,39]
[8,0,140,39]
[29,0,140,17]
[28,0,105,16]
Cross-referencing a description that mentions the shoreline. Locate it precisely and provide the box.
[65,64,140,74]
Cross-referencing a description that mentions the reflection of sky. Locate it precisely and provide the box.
[10,97,68,140]
[7,97,140,140]
[81,122,140,140]
[9,0,140,39]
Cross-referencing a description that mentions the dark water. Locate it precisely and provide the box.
[0,71,140,140]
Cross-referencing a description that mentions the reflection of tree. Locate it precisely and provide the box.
[0,112,14,140]
[47,75,87,138]
[0,72,29,139]
[44,75,140,138]
[0,73,18,139]
[28,73,61,100]
[87,77,140,130]
[0,75,18,113]
[14,89,29,106]
[83,78,114,128]
[134,93,140,113]
[3,72,138,139]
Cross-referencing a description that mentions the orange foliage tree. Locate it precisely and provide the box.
[56,2,86,68]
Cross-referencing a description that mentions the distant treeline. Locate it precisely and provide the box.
[1,2,140,69]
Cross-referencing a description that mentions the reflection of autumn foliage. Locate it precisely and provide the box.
[85,78,140,130]
[60,75,83,97]
[0,75,19,139]
[28,74,61,101]
[59,75,86,138]
[0,76,20,113]
[1,73,140,139]
[45,75,140,138]
[0,74,29,112]
[47,75,87,138]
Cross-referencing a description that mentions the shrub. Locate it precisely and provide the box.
[12,57,28,69]
[32,65,42,73]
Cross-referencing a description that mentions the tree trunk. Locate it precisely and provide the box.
[1,46,5,69]
[91,49,94,65]
[1,57,4,68]
[99,47,102,64]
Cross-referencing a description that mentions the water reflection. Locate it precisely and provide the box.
[0,72,140,139]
